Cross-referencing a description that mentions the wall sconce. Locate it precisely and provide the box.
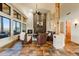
[75,23,77,28]
[74,20,78,28]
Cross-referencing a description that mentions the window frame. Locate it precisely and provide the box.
[13,20,21,35]
[2,3,11,15]
[23,17,26,22]
[0,16,11,39]
[17,13,21,20]
[13,10,21,20]
[0,16,1,33]
[22,23,26,32]
[13,10,18,19]
[2,16,11,35]
[16,21,21,34]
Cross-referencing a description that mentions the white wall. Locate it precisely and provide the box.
[46,12,55,32]
[46,12,51,31]
[60,3,79,44]
[26,12,34,33]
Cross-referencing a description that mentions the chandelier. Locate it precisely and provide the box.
[35,4,41,15]
[35,4,43,26]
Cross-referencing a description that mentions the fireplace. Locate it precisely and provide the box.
[27,29,33,34]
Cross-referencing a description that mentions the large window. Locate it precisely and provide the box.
[13,10,18,19]
[23,17,26,22]
[13,21,21,35]
[16,22,21,33]
[13,10,21,20]
[2,3,11,15]
[0,16,11,39]
[22,23,26,32]
[17,13,21,20]
[0,17,1,33]
[0,3,11,15]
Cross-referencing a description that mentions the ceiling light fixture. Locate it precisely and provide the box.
[35,3,41,15]
[66,12,71,15]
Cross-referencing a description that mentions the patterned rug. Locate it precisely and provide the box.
[0,42,22,56]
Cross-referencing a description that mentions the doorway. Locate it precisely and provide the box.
[65,20,71,46]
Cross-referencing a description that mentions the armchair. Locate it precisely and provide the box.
[37,33,47,45]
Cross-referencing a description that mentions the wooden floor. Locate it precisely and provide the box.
[20,41,78,56]
[0,41,79,56]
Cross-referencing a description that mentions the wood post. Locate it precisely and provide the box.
[55,3,60,34]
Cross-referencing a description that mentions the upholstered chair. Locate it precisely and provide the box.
[37,33,47,45]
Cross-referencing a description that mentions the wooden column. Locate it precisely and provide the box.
[55,3,60,34]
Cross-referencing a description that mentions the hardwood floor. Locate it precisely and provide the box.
[20,41,77,56]
[0,41,79,56]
